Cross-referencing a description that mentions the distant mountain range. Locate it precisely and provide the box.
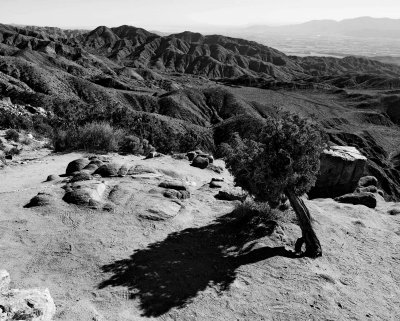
[234,17,400,38]
[2,22,400,199]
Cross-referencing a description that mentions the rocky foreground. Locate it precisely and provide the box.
[0,149,399,320]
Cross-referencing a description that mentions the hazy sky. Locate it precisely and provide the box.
[1,0,400,31]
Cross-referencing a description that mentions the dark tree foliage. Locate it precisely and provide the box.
[221,112,326,257]
[221,112,326,202]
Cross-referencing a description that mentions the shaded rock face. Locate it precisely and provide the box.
[191,155,209,169]
[358,176,378,188]
[66,159,90,175]
[335,192,377,209]
[309,146,367,199]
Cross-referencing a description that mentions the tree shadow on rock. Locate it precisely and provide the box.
[98,207,299,317]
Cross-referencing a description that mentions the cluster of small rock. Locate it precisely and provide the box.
[335,176,382,208]
[0,270,55,321]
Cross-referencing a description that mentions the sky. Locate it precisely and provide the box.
[1,0,400,32]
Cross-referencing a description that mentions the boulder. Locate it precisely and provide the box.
[94,163,120,177]
[63,181,106,206]
[117,164,129,176]
[159,180,187,191]
[358,176,378,188]
[209,180,223,188]
[0,287,56,321]
[309,146,367,199]
[145,151,158,159]
[192,155,209,169]
[70,171,93,183]
[215,189,247,201]
[46,174,59,182]
[66,159,90,175]
[186,151,197,161]
[82,163,99,174]
[0,270,10,293]
[335,192,377,209]
[24,192,56,208]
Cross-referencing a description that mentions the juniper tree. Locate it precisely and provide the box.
[221,112,326,257]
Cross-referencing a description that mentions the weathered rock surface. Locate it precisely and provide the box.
[335,192,377,208]
[0,287,56,321]
[66,159,90,175]
[140,197,182,220]
[63,181,107,206]
[310,146,367,199]
[70,171,93,183]
[128,165,158,175]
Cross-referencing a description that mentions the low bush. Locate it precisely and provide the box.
[52,122,124,152]
[5,129,20,142]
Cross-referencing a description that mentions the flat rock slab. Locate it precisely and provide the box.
[140,197,182,221]
[335,192,377,209]
[159,180,187,191]
[0,288,56,321]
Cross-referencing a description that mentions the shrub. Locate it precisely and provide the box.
[0,140,5,151]
[7,146,22,156]
[79,122,124,152]
[52,122,124,152]
[221,112,326,257]
[5,129,20,142]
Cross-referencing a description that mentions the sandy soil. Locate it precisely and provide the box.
[1,151,399,321]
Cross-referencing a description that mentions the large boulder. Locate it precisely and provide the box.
[309,146,367,199]
[63,181,106,207]
[192,155,209,169]
[66,159,90,175]
[335,192,377,209]
[94,163,121,177]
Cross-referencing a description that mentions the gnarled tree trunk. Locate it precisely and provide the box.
[285,189,322,258]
